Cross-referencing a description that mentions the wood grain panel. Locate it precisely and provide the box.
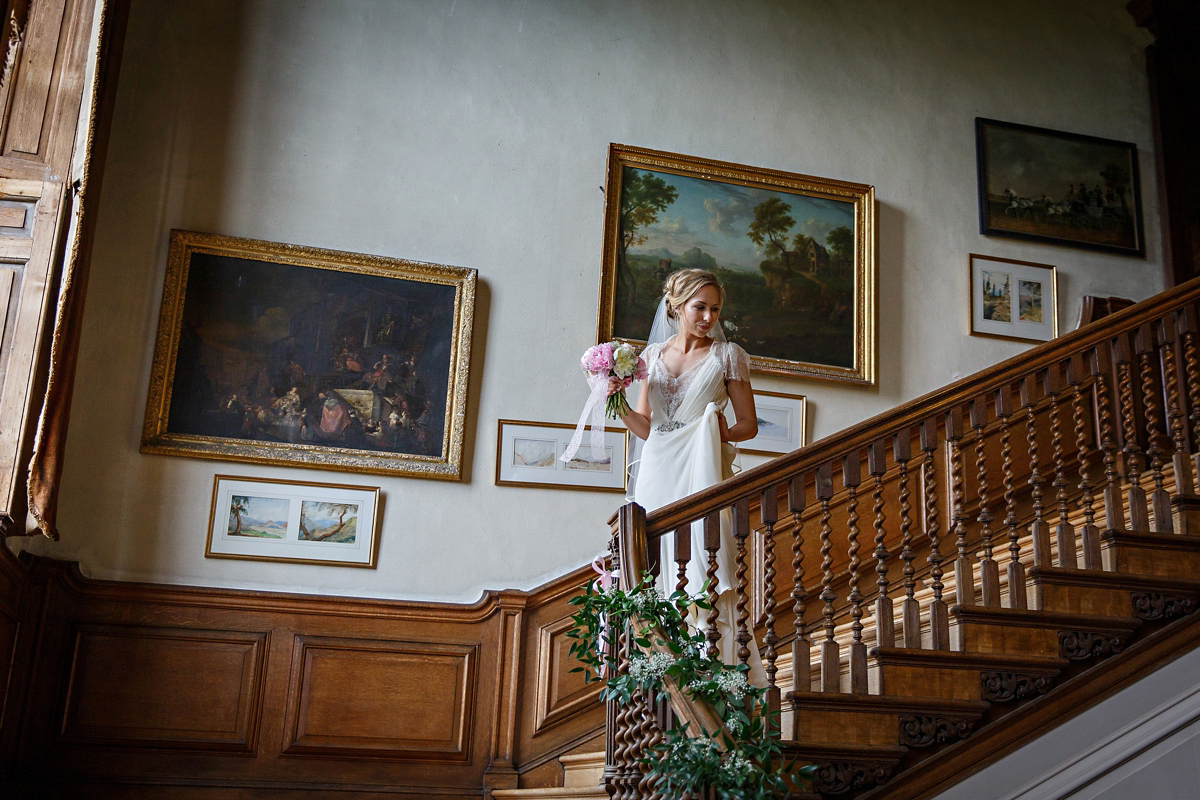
[59,624,267,753]
[5,0,68,155]
[534,615,600,734]
[0,207,26,227]
[283,635,477,761]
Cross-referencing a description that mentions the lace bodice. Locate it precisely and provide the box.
[643,339,750,425]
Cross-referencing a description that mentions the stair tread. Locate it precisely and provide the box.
[783,741,909,760]
[950,604,1142,630]
[788,691,989,714]
[1030,565,1200,592]
[559,751,605,767]
[870,646,1067,670]
[1102,529,1200,549]
[492,788,606,799]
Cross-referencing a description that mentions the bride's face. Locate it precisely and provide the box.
[676,285,721,339]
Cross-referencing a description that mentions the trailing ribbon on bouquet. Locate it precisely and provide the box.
[561,341,647,463]
[561,373,609,463]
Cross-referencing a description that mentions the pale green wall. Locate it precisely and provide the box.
[14,0,1162,602]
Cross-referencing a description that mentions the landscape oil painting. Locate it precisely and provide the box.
[207,475,380,567]
[976,118,1144,256]
[597,144,876,385]
[143,231,476,479]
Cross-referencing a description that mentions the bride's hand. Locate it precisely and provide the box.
[606,377,623,397]
[718,412,730,442]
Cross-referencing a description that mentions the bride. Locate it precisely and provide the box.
[608,269,761,676]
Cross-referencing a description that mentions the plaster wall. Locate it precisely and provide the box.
[14,0,1162,602]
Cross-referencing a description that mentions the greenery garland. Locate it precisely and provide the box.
[567,573,816,799]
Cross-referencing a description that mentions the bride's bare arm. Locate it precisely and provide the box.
[609,377,651,440]
[721,379,758,443]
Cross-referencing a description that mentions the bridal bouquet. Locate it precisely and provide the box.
[561,341,647,463]
[582,341,648,418]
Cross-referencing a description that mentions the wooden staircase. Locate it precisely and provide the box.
[498,279,1200,799]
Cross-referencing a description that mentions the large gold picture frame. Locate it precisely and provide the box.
[142,230,476,480]
[597,144,876,385]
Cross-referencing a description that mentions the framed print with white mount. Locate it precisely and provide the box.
[495,419,629,492]
[741,390,807,457]
[206,475,381,567]
[969,253,1058,343]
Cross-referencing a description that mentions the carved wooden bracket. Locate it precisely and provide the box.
[897,715,976,748]
[1132,591,1198,621]
[813,761,895,796]
[1058,630,1127,661]
[980,671,1054,703]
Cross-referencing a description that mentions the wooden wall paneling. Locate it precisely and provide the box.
[281,634,478,761]
[58,624,267,753]
[511,565,604,787]
[483,593,526,794]
[0,555,607,796]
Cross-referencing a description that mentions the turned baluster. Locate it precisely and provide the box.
[1177,306,1200,483]
[896,428,921,648]
[604,536,621,796]
[733,497,752,666]
[844,452,867,693]
[673,525,690,613]
[971,396,1001,606]
[1136,325,1172,532]
[1067,355,1102,569]
[1115,334,1151,531]
[817,462,839,691]
[704,510,722,659]
[789,473,811,695]
[869,440,895,649]
[947,406,976,607]
[1022,374,1053,566]
[1159,316,1195,497]
[921,418,950,650]
[996,384,1026,608]
[1091,343,1124,533]
[1046,363,1078,568]
[760,484,781,733]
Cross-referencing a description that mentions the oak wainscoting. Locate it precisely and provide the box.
[0,553,603,798]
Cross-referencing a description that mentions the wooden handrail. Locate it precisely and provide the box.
[630,276,1200,538]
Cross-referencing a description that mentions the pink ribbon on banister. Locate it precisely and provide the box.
[560,372,608,463]
[590,557,618,677]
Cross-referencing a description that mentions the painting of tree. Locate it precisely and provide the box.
[299,500,359,543]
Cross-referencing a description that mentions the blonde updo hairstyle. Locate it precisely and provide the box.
[663,268,726,322]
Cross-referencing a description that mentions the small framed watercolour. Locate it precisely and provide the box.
[495,419,629,492]
[206,475,381,567]
[742,390,808,457]
[969,254,1058,343]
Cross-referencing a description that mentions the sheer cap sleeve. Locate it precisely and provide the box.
[720,341,751,382]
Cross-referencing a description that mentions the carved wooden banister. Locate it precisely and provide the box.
[604,277,1200,796]
[622,278,1200,537]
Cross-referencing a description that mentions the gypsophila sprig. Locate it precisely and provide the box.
[567,571,797,799]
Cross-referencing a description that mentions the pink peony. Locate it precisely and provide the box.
[582,342,615,374]
[633,356,648,382]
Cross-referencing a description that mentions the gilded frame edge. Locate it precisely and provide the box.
[494,418,630,493]
[739,388,809,457]
[141,229,477,481]
[968,252,1060,344]
[204,473,383,568]
[596,143,877,386]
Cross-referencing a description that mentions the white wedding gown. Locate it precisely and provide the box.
[631,337,764,682]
